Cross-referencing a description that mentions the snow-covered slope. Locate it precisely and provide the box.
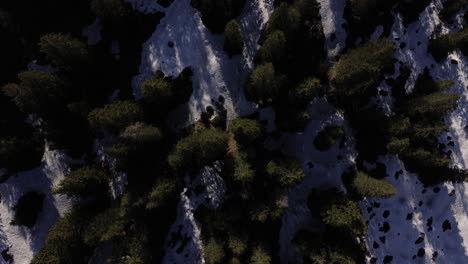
[362,1,468,263]
[0,147,71,264]
[132,0,273,130]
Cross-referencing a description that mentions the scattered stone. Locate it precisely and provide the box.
[406,212,413,220]
[417,41,421,46]
[422,189,427,194]
[373,241,379,249]
[432,251,438,261]
[417,248,425,257]
[383,255,393,264]
[383,210,390,218]
[379,236,386,244]
[373,202,381,208]
[449,189,456,197]
[330,33,336,42]
[379,222,390,233]
[168,41,175,48]
[367,206,373,213]
[415,237,424,244]
[443,219,452,232]
[433,187,440,193]
[419,201,423,206]
[451,59,459,64]
[370,257,377,264]
[400,42,407,49]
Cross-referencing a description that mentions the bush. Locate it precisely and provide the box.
[88,101,144,132]
[265,3,300,35]
[429,29,468,60]
[39,33,88,71]
[224,19,243,56]
[55,166,109,198]
[351,171,396,198]
[203,238,225,264]
[2,71,65,115]
[91,0,127,26]
[313,126,345,151]
[330,39,394,102]
[228,236,246,257]
[83,208,125,246]
[32,212,86,264]
[168,129,229,171]
[228,118,262,144]
[266,158,305,188]
[121,122,162,144]
[289,77,321,106]
[250,246,272,264]
[231,154,255,183]
[146,178,177,209]
[141,68,193,111]
[321,198,367,237]
[246,63,284,103]
[258,30,286,66]
[141,71,173,106]
[11,191,45,228]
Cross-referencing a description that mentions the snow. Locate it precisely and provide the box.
[163,163,225,264]
[82,19,102,46]
[124,0,165,14]
[317,0,347,59]
[132,0,274,130]
[279,99,357,263]
[362,1,468,263]
[0,146,71,264]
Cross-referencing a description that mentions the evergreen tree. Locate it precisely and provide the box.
[88,101,144,132]
[224,19,243,56]
[351,171,396,198]
[39,33,89,71]
[55,166,109,198]
[168,129,229,172]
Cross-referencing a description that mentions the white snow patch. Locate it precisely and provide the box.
[279,99,357,263]
[132,0,274,130]
[124,0,165,14]
[317,0,347,59]
[163,163,226,264]
[0,147,71,264]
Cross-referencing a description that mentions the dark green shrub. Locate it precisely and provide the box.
[266,158,305,188]
[0,136,44,175]
[203,238,225,264]
[321,198,367,237]
[258,30,286,66]
[2,71,65,115]
[121,122,162,144]
[168,129,229,171]
[228,118,262,144]
[88,101,144,132]
[250,246,272,264]
[146,178,177,209]
[224,19,243,56]
[91,0,127,26]
[246,63,284,104]
[54,166,109,198]
[39,33,88,71]
[429,29,468,60]
[351,171,396,198]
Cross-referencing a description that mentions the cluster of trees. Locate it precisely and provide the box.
[246,0,325,131]
[385,70,465,184]
[344,0,432,50]
[429,29,468,61]
[294,189,368,264]
[191,0,246,34]
[330,38,395,109]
